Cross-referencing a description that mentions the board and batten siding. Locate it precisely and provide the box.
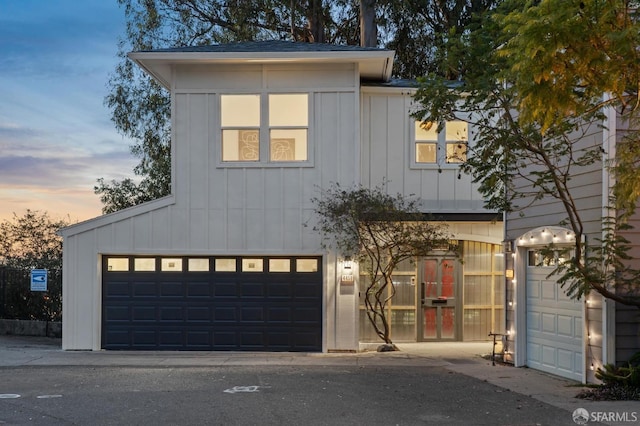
[61,63,362,350]
[360,88,488,213]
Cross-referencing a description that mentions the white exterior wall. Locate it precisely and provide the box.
[61,63,361,351]
[360,88,488,213]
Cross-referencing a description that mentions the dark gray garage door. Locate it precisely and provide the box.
[102,256,322,351]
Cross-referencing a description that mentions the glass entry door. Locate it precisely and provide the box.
[419,258,458,340]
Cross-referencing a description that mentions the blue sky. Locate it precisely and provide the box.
[0,0,137,222]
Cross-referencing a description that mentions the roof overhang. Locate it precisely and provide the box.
[128,49,395,89]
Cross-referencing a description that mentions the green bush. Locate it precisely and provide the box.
[596,352,640,389]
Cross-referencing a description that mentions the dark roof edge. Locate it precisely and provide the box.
[422,212,503,222]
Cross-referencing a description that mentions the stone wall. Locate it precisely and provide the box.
[0,319,62,338]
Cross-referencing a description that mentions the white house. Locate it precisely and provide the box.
[59,41,504,353]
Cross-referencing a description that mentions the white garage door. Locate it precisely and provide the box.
[526,251,583,381]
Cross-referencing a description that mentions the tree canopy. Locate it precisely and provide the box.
[0,210,70,271]
[98,0,498,213]
[412,0,640,307]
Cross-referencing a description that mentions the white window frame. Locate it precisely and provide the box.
[217,92,313,168]
[410,119,469,169]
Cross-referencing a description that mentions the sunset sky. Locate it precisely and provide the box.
[0,0,138,223]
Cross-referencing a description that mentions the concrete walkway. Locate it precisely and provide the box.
[0,336,637,426]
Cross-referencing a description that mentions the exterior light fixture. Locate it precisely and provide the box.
[343,256,352,269]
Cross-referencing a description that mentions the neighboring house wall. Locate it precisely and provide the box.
[504,122,607,382]
[617,206,640,363]
[62,62,362,351]
[613,110,640,364]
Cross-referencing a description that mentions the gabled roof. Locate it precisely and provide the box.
[129,40,395,88]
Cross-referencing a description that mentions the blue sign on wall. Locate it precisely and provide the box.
[30,269,48,292]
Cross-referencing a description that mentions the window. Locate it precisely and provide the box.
[134,258,155,271]
[221,93,309,164]
[215,258,236,272]
[269,258,291,272]
[188,258,210,272]
[242,258,264,272]
[414,120,468,165]
[296,259,318,272]
[161,258,183,272]
[106,258,128,271]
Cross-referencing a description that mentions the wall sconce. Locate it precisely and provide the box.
[343,256,352,269]
[502,240,513,253]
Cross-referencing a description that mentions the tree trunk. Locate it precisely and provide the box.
[360,0,377,47]
[308,0,325,43]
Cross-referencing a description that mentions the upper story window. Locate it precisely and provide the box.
[414,120,468,165]
[221,93,309,164]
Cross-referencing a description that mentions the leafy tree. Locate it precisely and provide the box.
[0,210,70,321]
[412,0,640,307]
[100,0,499,213]
[499,0,640,215]
[311,183,455,344]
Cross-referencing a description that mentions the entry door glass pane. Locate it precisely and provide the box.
[423,259,438,297]
[423,307,437,339]
[441,307,455,338]
[441,260,455,298]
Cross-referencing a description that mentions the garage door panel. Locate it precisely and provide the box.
[159,307,184,321]
[557,315,574,337]
[132,330,157,346]
[527,261,582,381]
[241,282,265,297]
[541,312,556,334]
[186,307,210,321]
[133,282,157,297]
[296,282,322,298]
[104,330,131,347]
[103,256,322,351]
[160,282,183,297]
[187,282,211,297]
[105,306,130,321]
[105,281,130,297]
[214,307,237,321]
[159,330,183,346]
[541,280,556,301]
[268,282,293,298]
[241,307,265,322]
[214,282,237,297]
[186,331,210,347]
[132,306,156,321]
[268,307,292,322]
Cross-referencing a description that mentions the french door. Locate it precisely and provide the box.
[419,257,459,340]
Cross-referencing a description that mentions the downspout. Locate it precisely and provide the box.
[601,96,617,366]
